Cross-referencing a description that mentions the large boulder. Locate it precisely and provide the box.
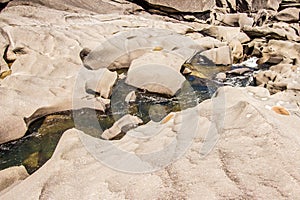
[200,46,232,65]
[7,0,141,14]
[125,51,187,96]
[275,8,300,22]
[1,86,300,199]
[200,25,250,43]
[243,23,300,42]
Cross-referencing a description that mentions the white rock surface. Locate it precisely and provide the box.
[200,46,232,65]
[85,68,118,99]
[0,166,28,193]
[1,86,300,199]
[0,2,202,143]
[125,51,187,96]
[101,114,143,140]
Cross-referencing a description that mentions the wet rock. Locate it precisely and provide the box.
[126,51,186,96]
[0,166,28,192]
[276,8,300,22]
[200,46,232,65]
[101,114,142,140]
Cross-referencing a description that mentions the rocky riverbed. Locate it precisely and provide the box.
[0,0,300,199]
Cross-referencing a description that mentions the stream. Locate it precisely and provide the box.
[0,55,258,174]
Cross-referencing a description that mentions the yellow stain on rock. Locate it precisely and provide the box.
[161,113,174,124]
[272,106,290,116]
[0,70,12,79]
[152,46,163,51]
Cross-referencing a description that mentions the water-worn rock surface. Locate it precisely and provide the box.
[1,0,300,199]
[1,86,300,199]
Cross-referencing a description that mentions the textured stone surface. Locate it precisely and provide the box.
[0,166,28,192]
[200,46,232,65]
[101,114,143,140]
[1,86,300,199]
[7,0,141,14]
[276,8,300,22]
[125,51,187,96]
[0,1,200,144]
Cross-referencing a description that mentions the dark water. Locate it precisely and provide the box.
[0,60,256,174]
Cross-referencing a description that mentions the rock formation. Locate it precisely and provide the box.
[0,0,300,199]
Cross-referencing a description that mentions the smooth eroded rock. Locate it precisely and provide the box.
[101,114,143,140]
[200,46,232,65]
[2,86,300,199]
[276,7,300,22]
[0,166,28,193]
[125,51,186,96]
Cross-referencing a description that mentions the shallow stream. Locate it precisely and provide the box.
[0,56,257,174]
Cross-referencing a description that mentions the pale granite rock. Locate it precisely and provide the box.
[125,51,187,96]
[2,86,300,199]
[0,166,28,192]
[200,46,232,65]
[101,114,143,140]
[0,2,201,143]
